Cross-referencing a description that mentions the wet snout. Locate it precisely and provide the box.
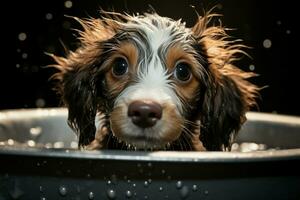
[128,100,162,128]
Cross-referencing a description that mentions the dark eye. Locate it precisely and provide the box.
[112,57,128,77]
[174,62,192,82]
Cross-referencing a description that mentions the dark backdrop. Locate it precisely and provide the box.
[1,0,299,116]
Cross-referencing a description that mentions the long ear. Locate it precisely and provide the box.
[50,14,122,148]
[51,54,99,147]
[200,69,257,151]
[192,11,258,151]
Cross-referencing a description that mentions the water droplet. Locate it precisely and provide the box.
[7,139,14,145]
[76,186,81,193]
[111,174,117,184]
[30,127,42,136]
[180,186,189,199]
[204,190,209,195]
[37,162,41,167]
[144,181,149,187]
[125,190,132,198]
[216,3,223,9]
[39,186,43,192]
[159,186,163,191]
[276,20,282,25]
[161,169,166,174]
[132,183,136,188]
[192,185,198,191]
[88,191,94,199]
[16,64,20,68]
[64,0,73,8]
[18,32,27,41]
[53,142,64,148]
[22,53,28,59]
[58,186,67,196]
[27,140,36,147]
[107,180,112,185]
[147,163,152,168]
[148,179,152,184]
[263,39,272,48]
[70,141,78,148]
[45,13,53,20]
[176,181,183,189]
[31,65,39,73]
[40,197,46,200]
[107,189,116,199]
[286,30,291,34]
[62,21,71,29]
[45,143,52,148]
[249,64,255,71]
[36,98,46,108]
[144,195,148,199]
[86,173,91,178]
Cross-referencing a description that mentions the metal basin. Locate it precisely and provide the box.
[0,108,299,200]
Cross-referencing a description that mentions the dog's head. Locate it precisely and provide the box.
[51,11,258,151]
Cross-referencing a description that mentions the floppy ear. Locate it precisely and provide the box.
[51,53,100,147]
[200,70,257,151]
[50,15,121,147]
[192,12,258,151]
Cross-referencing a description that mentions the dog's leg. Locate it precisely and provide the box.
[85,125,108,150]
[191,120,206,151]
[85,115,109,150]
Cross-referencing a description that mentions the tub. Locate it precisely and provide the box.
[0,108,299,199]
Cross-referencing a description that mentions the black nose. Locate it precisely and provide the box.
[128,100,162,128]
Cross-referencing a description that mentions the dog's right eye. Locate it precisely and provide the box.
[112,58,128,77]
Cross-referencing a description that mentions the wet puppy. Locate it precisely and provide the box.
[51,10,258,151]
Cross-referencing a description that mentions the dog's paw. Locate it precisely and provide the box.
[191,120,206,151]
[85,125,108,150]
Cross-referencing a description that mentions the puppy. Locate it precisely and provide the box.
[51,10,258,151]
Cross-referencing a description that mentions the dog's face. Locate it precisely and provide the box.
[104,15,206,149]
[52,11,258,151]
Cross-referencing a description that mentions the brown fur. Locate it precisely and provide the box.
[50,10,259,151]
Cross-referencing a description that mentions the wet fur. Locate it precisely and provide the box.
[50,10,258,151]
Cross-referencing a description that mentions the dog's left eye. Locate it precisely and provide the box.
[174,62,192,82]
[112,57,128,77]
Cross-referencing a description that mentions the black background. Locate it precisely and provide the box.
[1,0,299,116]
